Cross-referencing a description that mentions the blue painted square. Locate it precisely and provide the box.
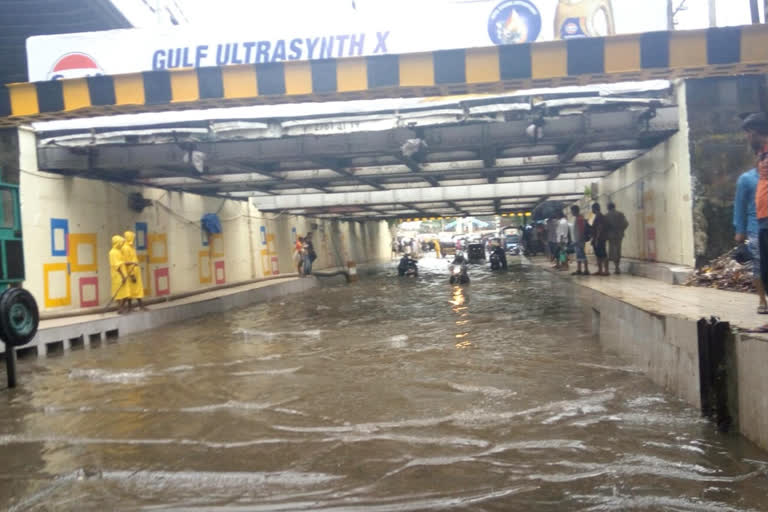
[135,222,148,251]
[260,226,267,246]
[50,218,68,257]
[291,227,297,242]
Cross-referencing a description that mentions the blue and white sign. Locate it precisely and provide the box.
[27,0,669,82]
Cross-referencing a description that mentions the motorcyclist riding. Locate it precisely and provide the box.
[398,253,418,277]
[490,245,508,271]
[452,252,467,265]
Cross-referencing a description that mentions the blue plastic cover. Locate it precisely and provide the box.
[201,213,222,234]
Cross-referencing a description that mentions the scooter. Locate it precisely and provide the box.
[489,249,507,271]
[449,263,470,285]
[398,255,419,277]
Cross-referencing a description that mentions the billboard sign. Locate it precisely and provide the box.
[26,0,664,82]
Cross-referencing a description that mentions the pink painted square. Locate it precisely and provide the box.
[154,267,170,296]
[79,276,99,308]
[214,260,226,285]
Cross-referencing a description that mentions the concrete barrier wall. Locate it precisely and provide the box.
[577,285,701,409]
[576,279,768,451]
[576,82,696,267]
[17,128,391,312]
[735,334,768,450]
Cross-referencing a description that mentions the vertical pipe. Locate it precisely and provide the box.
[667,0,675,30]
[709,0,717,26]
[5,348,16,388]
[751,0,760,23]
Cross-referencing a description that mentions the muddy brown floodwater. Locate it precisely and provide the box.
[1,258,768,511]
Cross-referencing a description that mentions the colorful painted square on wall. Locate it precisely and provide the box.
[148,233,168,264]
[43,262,71,308]
[214,260,226,285]
[68,233,98,273]
[260,226,267,246]
[50,218,69,257]
[154,267,170,296]
[201,228,209,247]
[78,276,99,308]
[198,250,212,284]
[210,233,224,258]
[135,222,148,251]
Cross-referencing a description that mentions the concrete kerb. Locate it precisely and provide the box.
[1,277,317,359]
[524,255,768,451]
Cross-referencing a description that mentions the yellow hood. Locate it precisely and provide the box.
[124,231,135,245]
[111,235,125,249]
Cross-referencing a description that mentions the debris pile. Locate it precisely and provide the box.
[685,248,756,293]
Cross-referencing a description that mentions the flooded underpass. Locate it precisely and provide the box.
[2,258,768,511]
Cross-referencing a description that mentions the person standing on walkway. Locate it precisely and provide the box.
[556,211,570,271]
[295,236,306,275]
[547,217,558,264]
[591,203,609,276]
[570,205,590,276]
[304,232,316,275]
[735,113,768,314]
[122,231,146,312]
[109,235,129,314]
[604,203,629,275]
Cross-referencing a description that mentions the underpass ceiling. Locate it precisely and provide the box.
[35,90,679,220]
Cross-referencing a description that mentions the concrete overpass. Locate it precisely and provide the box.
[34,89,678,219]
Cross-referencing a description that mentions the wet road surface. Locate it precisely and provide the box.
[1,258,768,511]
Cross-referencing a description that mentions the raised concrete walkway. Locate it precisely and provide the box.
[527,256,768,451]
[528,256,764,333]
[1,276,317,358]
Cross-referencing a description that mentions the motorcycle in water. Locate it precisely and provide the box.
[489,247,508,271]
[449,263,470,285]
[398,255,419,277]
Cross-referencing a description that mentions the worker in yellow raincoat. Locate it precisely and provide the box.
[109,235,129,314]
[122,231,146,312]
[433,239,442,259]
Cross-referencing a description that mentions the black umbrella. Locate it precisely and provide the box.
[532,201,566,221]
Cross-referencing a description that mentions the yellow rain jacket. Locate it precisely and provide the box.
[109,236,129,301]
[122,231,145,299]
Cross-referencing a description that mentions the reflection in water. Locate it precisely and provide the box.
[1,256,768,511]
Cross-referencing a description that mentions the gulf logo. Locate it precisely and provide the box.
[48,53,104,80]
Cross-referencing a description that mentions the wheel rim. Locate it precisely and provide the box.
[9,302,34,337]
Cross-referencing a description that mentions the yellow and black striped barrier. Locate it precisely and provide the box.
[3,24,768,126]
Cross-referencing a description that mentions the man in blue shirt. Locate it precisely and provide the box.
[734,114,768,313]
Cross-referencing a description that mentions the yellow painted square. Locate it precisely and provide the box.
[68,233,98,272]
[261,249,272,277]
[740,25,768,64]
[170,69,200,102]
[43,262,71,308]
[62,79,91,111]
[222,66,258,98]
[198,251,212,284]
[285,61,312,95]
[532,42,568,80]
[669,31,707,68]
[113,74,145,105]
[399,53,434,87]
[266,233,276,255]
[210,233,225,258]
[337,57,368,92]
[604,36,641,74]
[148,233,168,264]
[9,83,39,116]
[466,47,500,84]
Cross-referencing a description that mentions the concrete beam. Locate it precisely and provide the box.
[252,178,595,211]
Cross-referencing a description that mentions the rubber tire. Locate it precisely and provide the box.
[0,288,40,347]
